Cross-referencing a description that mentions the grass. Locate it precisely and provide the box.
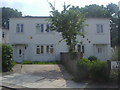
[21,60,62,64]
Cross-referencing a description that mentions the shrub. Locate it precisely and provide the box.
[90,60,109,82]
[22,61,61,64]
[2,44,14,72]
[76,58,92,81]
[88,56,97,61]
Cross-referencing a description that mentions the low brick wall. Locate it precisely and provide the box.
[60,52,82,75]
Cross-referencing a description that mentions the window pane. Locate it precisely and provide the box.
[41,45,44,53]
[97,24,100,33]
[82,46,84,53]
[46,45,49,53]
[77,45,81,52]
[46,24,49,32]
[41,24,44,32]
[36,48,40,54]
[50,45,54,53]
[16,24,20,32]
[21,24,23,32]
[101,25,103,33]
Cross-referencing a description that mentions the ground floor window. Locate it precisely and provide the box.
[36,45,44,54]
[36,45,54,54]
[77,45,84,53]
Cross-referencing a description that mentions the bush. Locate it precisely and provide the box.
[88,56,97,61]
[2,44,14,72]
[76,58,92,81]
[75,58,110,82]
[90,60,109,82]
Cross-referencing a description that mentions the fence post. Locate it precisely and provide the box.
[107,60,111,80]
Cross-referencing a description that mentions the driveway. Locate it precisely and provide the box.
[2,64,118,89]
[2,64,88,88]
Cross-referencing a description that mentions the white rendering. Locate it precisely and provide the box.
[9,17,111,62]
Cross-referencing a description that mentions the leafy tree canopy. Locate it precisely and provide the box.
[49,3,87,52]
[2,7,22,29]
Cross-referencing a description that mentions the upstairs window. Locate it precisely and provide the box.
[80,28,84,32]
[2,32,5,38]
[36,24,44,32]
[96,24,103,33]
[16,24,24,33]
[46,24,51,32]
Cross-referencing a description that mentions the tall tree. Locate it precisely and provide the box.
[49,3,87,52]
[80,4,111,18]
[2,7,22,29]
[107,3,119,47]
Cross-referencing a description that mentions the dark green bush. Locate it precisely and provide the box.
[76,58,92,81]
[2,44,14,72]
[90,60,109,82]
[75,58,110,82]
[88,56,97,61]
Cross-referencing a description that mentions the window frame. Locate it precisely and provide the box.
[16,23,24,33]
[96,24,104,34]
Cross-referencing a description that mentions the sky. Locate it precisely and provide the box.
[0,0,120,16]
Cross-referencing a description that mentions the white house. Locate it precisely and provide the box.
[2,28,9,44]
[9,16,111,62]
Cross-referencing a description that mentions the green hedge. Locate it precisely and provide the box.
[2,44,15,72]
[76,58,110,82]
[22,61,61,64]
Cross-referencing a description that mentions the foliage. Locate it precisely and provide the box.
[76,58,92,80]
[110,70,119,82]
[2,7,22,29]
[88,56,97,61]
[49,3,87,52]
[76,58,109,82]
[111,47,118,61]
[80,4,111,18]
[22,61,61,64]
[90,60,109,82]
[2,44,14,72]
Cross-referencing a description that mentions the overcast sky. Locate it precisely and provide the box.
[1,0,120,16]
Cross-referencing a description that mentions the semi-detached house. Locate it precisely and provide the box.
[9,16,112,62]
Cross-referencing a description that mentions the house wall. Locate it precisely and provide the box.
[9,17,111,62]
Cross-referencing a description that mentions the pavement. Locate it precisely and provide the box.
[1,64,119,89]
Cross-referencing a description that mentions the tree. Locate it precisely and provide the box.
[106,3,119,47]
[80,4,111,18]
[49,3,87,52]
[2,7,22,29]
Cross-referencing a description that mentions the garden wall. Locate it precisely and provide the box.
[60,52,82,75]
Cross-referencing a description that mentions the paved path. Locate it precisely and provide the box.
[2,64,119,89]
[2,64,88,88]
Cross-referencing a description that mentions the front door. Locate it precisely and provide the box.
[17,46,25,62]
[94,44,107,60]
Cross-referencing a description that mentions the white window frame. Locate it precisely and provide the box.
[36,45,44,54]
[96,24,104,34]
[16,24,24,33]
[77,44,84,53]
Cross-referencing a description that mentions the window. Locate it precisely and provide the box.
[46,45,54,54]
[40,24,44,32]
[80,28,84,32]
[2,32,5,38]
[36,45,44,54]
[77,45,84,53]
[46,24,51,32]
[36,24,44,32]
[96,24,103,33]
[19,49,22,55]
[98,48,102,53]
[16,24,24,32]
